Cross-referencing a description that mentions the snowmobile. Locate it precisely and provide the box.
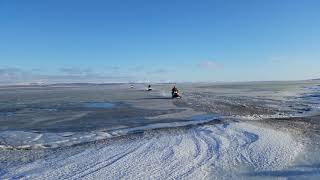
[172,90,181,99]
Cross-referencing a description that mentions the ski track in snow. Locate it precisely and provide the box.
[2,122,303,180]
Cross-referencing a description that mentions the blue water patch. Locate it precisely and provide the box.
[84,102,115,109]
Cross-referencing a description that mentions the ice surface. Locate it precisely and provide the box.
[0,114,220,150]
[174,82,320,121]
[1,81,320,179]
[83,102,114,109]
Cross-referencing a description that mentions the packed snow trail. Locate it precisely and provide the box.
[2,122,303,180]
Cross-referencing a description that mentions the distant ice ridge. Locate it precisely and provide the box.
[0,114,219,150]
[2,122,303,179]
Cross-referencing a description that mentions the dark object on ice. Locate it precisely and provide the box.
[172,86,178,93]
[147,85,152,91]
[172,91,181,98]
[171,86,181,98]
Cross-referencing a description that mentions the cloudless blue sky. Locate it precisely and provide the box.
[1,0,320,83]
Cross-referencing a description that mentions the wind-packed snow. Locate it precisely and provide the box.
[1,122,303,180]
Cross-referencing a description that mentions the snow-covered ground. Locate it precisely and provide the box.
[1,122,303,180]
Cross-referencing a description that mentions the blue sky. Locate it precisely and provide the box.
[0,0,319,83]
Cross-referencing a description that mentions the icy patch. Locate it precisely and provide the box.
[0,114,219,150]
[294,85,320,116]
[83,102,114,109]
[1,122,304,179]
[0,112,15,117]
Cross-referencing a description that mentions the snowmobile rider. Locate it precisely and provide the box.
[172,86,178,95]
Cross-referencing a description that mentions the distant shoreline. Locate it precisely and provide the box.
[1,79,319,88]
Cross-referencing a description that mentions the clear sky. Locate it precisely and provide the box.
[1,0,320,84]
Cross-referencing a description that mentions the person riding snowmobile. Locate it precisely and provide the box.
[171,86,181,98]
[172,86,178,95]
